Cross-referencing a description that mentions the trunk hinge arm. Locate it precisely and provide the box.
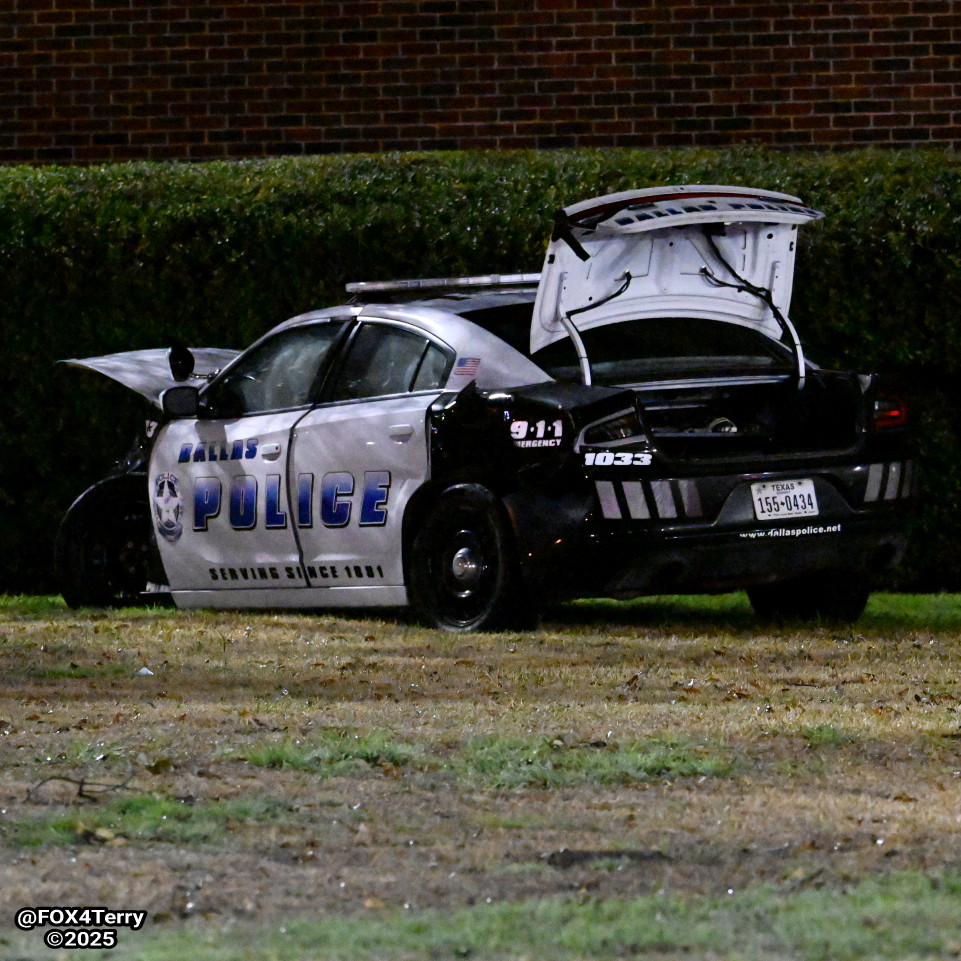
[561,272,634,386]
[700,233,806,391]
[557,313,593,385]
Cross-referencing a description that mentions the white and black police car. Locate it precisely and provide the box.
[57,185,912,630]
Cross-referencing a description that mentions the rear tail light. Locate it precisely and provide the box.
[873,396,907,429]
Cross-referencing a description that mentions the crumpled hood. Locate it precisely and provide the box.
[62,348,239,408]
[531,184,823,354]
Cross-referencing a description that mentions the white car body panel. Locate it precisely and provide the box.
[143,313,454,610]
[62,348,240,407]
[290,391,435,590]
[531,185,822,353]
[149,411,304,592]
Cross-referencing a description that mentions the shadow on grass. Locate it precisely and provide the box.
[4,591,961,635]
[546,592,961,635]
[545,594,759,633]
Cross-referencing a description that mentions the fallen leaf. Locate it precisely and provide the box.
[353,823,373,846]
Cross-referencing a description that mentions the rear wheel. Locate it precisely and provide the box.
[55,480,156,608]
[747,571,870,624]
[409,485,534,632]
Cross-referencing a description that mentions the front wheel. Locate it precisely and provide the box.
[747,572,870,624]
[409,485,534,632]
[55,480,156,608]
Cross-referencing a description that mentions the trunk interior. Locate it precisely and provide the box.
[635,369,866,459]
[458,302,868,461]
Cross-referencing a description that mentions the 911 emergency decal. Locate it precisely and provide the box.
[190,471,392,533]
[510,418,564,448]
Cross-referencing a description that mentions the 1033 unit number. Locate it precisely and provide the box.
[584,451,653,467]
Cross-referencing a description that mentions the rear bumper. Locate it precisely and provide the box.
[506,460,913,600]
[581,515,907,597]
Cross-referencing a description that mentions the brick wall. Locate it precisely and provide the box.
[3,0,958,164]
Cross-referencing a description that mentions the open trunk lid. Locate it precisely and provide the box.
[531,184,822,355]
[528,186,875,460]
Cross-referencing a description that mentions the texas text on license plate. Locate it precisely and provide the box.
[751,479,819,520]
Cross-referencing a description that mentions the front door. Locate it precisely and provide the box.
[149,319,350,596]
[291,394,432,589]
[150,413,302,592]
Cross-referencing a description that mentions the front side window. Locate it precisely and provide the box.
[330,324,451,401]
[204,322,346,417]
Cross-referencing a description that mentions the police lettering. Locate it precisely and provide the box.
[193,471,392,532]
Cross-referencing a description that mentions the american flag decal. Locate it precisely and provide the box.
[455,357,481,376]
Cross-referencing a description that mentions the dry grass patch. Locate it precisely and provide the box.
[2,593,961,957]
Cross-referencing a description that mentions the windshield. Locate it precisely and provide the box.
[531,317,793,386]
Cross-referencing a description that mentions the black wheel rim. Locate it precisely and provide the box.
[429,513,500,628]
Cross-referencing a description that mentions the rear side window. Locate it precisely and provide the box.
[412,343,451,391]
[330,324,451,400]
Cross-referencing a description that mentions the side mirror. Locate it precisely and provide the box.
[161,385,199,418]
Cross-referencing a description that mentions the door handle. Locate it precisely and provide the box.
[260,443,282,461]
[388,423,414,442]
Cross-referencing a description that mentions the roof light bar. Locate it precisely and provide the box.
[346,273,541,295]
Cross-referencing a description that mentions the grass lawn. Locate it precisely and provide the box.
[1,592,960,959]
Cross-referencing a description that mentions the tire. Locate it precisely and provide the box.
[747,571,870,624]
[55,480,157,609]
[408,484,534,632]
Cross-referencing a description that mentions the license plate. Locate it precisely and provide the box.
[751,479,819,520]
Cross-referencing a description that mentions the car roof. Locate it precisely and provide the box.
[343,274,540,361]
[274,278,549,390]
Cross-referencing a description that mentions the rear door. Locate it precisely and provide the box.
[290,319,453,591]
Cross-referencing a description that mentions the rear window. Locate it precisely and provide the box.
[531,318,793,385]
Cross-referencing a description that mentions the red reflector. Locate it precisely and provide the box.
[874,396,907,428]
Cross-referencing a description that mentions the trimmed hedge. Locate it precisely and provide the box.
[2,148,960,592]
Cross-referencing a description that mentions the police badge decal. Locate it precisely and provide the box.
[153,473,184,543]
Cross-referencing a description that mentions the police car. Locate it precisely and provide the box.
[57,185,912,630]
